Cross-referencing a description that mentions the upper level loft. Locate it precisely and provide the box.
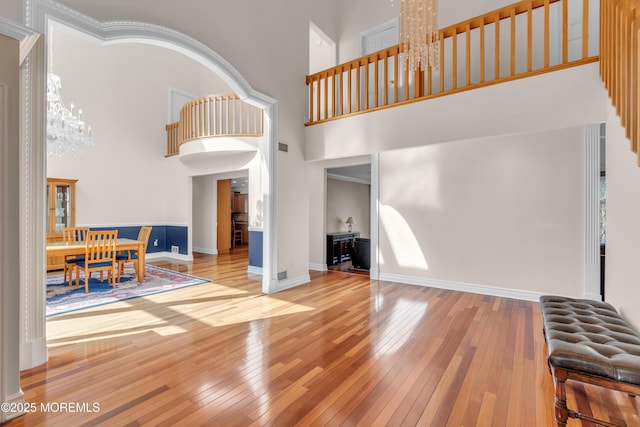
[165,94,264,161]
[305,0,640,168]
[305,0,600,126]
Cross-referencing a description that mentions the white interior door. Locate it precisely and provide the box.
[361,18,399,108]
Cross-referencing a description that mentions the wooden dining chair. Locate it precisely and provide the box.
[62,226,89,286]
[117,226,152,282]
[75,230,118,293]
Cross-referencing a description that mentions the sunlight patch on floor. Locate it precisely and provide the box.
[45,282,314,346]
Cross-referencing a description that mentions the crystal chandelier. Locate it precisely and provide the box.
[46,25,93,157]
[397,0,439,71]
[46,73,93,156]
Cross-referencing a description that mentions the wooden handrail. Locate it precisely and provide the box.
[305,0,599,125]
[600,0,640,164]
[165,94,264,157]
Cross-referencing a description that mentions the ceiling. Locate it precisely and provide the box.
[231,176,248,192]
[327,164,371,184]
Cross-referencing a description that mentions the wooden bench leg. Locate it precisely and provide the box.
[553,370,569,426]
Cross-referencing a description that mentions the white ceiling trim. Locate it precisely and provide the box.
[327,173,371,185]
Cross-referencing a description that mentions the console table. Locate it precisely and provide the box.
[327,231,360,266]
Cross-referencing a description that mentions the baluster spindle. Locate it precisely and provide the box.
[495,14,501,79]
[466,23,471,86]
[453,30,458,89]
[527,3,533,72]
[510,9,516,76]
[480,20,486,83]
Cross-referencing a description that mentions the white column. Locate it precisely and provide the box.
[369,153,380,280]
[20,35,48,370]
[584,123,602,300]
[261,103,278,294]
[0,25,25,422]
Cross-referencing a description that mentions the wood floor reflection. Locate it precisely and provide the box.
[7,250,640,426]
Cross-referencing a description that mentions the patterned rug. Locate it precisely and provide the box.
[46,265,211,317]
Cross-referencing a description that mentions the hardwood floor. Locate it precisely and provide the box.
[327,260,369,276]
[5,250,640,426]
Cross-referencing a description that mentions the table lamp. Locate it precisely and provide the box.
[346,216,354,232]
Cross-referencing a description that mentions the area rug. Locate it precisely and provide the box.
[46,265,211,317]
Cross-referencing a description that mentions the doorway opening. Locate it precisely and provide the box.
[325,164,372,274]
[214,176,249,254]
[192,171,251,258]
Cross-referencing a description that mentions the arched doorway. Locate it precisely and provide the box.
[19,0,278,371]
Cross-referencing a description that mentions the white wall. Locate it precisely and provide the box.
[276,141,310,279]
[379,127,586,298]
[309,22,336,75]
[192,175,216,253]
[604,103,640,331]
[326,178,370,237]
[46,23,231,226]
[0,1,22,24]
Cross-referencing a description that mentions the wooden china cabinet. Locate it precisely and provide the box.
[46,178,77,270]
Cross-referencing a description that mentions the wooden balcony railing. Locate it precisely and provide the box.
[306,0,599,125]
[166,122,180,157]
[601,0,640,164]
[165,94,264,157]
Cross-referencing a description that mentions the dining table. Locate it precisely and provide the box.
[46,238,146,283]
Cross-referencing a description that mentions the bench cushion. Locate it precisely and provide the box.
[540,295,640,386]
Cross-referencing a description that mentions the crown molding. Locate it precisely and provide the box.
[0,15,36,40]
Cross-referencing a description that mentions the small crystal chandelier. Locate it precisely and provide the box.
[46,26,93,157]
[395,0,439,72]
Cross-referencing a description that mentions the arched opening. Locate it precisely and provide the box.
[21,0,278,371]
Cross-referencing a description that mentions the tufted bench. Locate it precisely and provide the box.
[540,295,640,426]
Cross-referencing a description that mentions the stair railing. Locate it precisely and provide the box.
[600,0,640,164]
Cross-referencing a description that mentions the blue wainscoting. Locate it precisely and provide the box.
[90,225,188,255]
[249,229,263,268]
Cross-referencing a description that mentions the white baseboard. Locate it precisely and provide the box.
[275,274,311,292]
[20,336,48,370]
[1,391,25,422]
[193,247,218,255]
[247,266,263,275]
[377,273,544,302]
[584,292,603,301]
[309,263,327,272]
[145,251,194,262]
